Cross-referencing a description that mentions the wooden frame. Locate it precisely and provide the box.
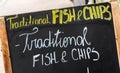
[0,17,12,73]
[111,1,120,64]
[0,1,120,73]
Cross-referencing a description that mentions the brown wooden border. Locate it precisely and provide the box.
[0,17,12,73]
[111,1,120,64]
[0,1,120,73]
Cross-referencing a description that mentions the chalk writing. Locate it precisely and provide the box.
[71,47,100,61]
[33,51,59,67]
[52,8,76,24]
[18,27,91,53]
[6,4,112,30]
[87,67,90,73]
[32,47,100,67]
[52,5,111,24]
[7,15,51,30]
[16,26,100,68]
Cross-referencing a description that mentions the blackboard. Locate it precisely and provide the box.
[5,2,120,73]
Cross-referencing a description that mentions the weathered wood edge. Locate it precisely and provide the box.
[110,1,120,65]
[0,17,12,73]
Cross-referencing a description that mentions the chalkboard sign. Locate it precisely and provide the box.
[4,2,120,73]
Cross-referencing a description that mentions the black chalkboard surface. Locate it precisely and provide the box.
[5,2,120,73]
